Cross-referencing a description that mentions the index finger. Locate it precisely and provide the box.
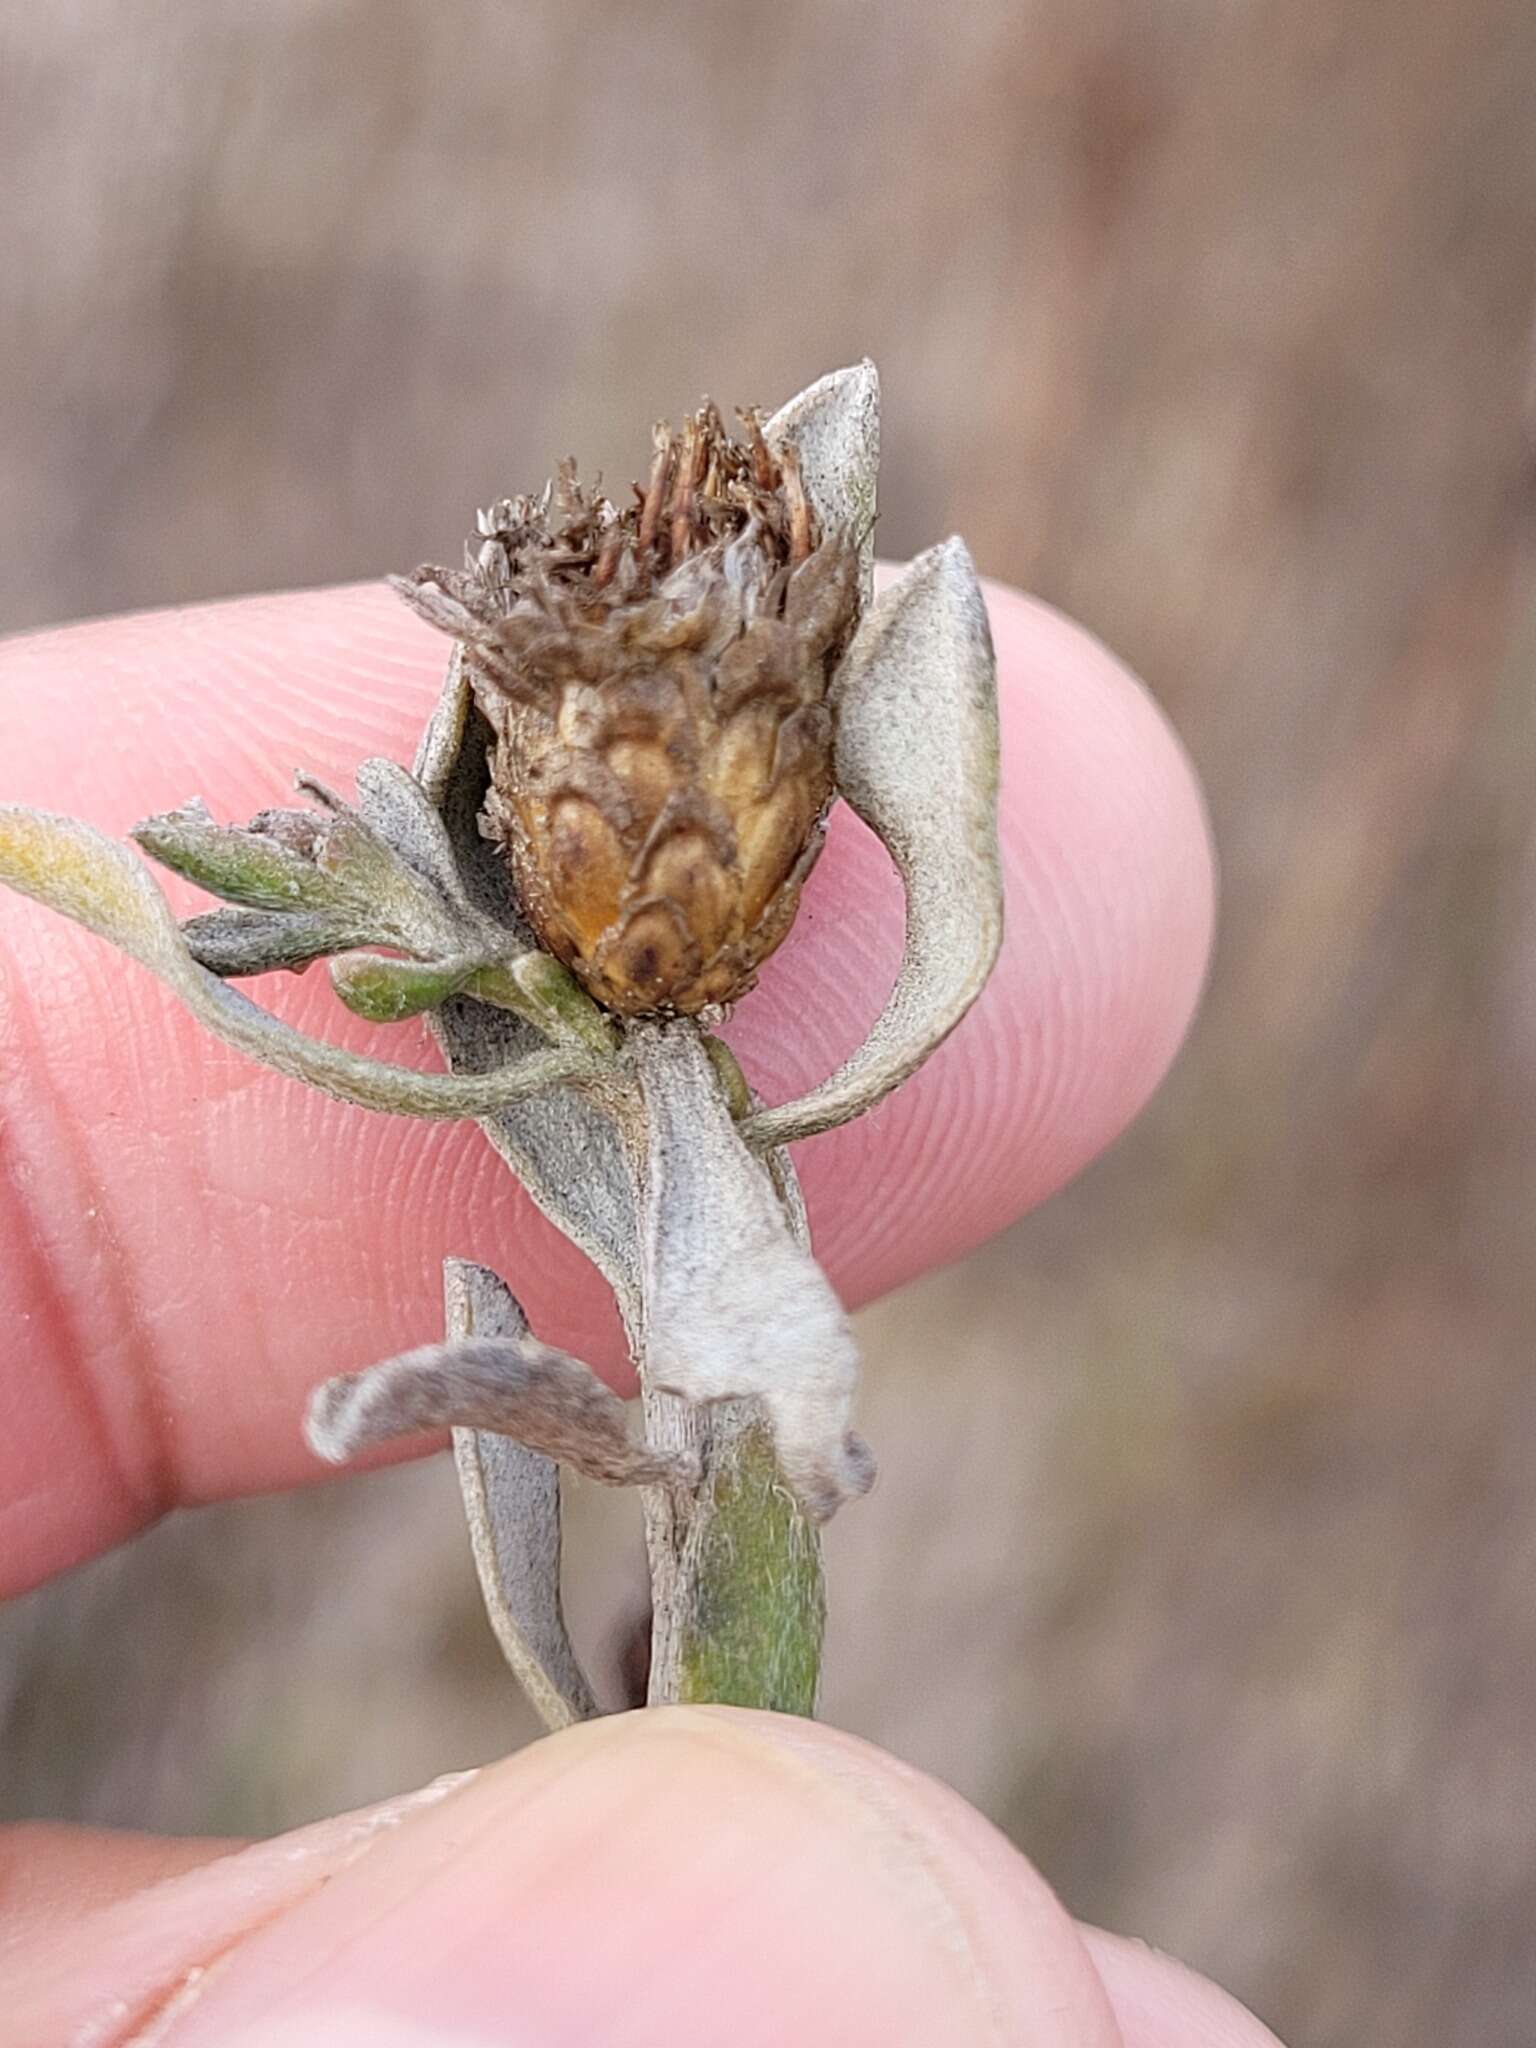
[0,577,1212,1591]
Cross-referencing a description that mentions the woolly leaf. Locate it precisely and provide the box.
[330,950,478,1022]
[450,1264,599,1728]
[133,800,352,914]
[766,359,880,603]
[306,1321,692,1493]
[183,905,364,977]
[628,1023,874,1522]
[746,538,1002,1149]
[0,806,594,1118]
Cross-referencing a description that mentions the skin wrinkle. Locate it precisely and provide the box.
[121,1951,235,2046]
[7,1775,483,2046]
[147,1743,616,2040]
[661,1711,1105,2048]
[179,1070,278,1491]
[721,1711,1123,2046]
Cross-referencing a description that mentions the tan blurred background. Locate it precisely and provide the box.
[3,3,1535,2040]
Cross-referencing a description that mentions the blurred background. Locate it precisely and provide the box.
[3,3,1535,2041]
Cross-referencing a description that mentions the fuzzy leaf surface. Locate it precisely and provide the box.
[448,1263,598,1729]
[329,950,479,1022]
[629,1022,874,1521]
[766,359,880,604]
[746,538,1003,1149]
[306,1324,689,1489]
[182,905,367,976]
[0,806,591,1117]
[133,799,354,913]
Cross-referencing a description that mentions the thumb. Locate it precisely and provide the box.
[6,1708,1282,2047]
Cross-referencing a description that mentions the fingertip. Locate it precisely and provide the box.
[146,1709,1122,2046]
[1,1719,1282,2048]
[1079,1925,1288,2046]
[0,581,444,828]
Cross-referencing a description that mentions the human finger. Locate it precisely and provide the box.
[3,1709,1281,2047]
[0,578,1212,1589]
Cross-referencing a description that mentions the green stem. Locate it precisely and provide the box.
[644,1397,826,1713]
[643,1037,826,1715]
[675,1424,825,1711]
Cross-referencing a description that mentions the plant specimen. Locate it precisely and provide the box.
[0,363,1002,1720]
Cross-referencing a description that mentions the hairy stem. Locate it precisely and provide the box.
[639,1036,827,1713]
[643,1397,825,1712]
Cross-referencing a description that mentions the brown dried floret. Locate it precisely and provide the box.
[396,404,861,1016]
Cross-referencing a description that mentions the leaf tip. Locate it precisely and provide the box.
[774,1412,879,1522]
[390,572,480,640]
[304,1374,363,1464]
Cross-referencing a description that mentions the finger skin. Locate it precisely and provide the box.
[0,1824,242,1963]
[0,580,1213,1589]
[3,1771,476,2045]
[3,1713,1283,2048]
[1080,1929,1287,2048]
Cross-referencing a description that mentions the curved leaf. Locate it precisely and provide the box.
[765,359,880,604]
[745,538,1003,1150]
[353,755,478,910]
[306,1307,690,1492]
[316,1261,604,1730]
[442,1264,597,1730]
[0,806,593,1118]
[628,1023,874,1522]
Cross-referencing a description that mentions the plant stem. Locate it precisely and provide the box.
[643,1396,825,1713]
[640,1035,827,1714]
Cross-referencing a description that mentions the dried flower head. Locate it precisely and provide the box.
[394,406,862,1017]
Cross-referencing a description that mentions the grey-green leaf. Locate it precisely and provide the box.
[469,951,619,1056]
[357,748,617,1055]
[305,1317,693,1492]
[1,803,194,960]
[295,775,467,957]
[184,905,365,977]
[133,799,353,914]
[449,1263,598,1729]
[353,756,478,911]
[138,778,484,974]
[0,806,594,1118]
[410,643,474,812]
[745,538,1003,1151]
[765,359,880,604]
[628,1023,874,1522]
[330,950,478,1022]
